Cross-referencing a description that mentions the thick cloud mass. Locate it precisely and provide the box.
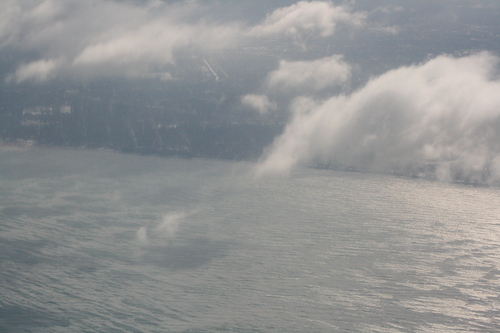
[257,52,500,184]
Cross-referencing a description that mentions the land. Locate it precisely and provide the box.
[0,53,284,160]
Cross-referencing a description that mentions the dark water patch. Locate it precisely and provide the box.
[446,239,477,246]
[73,263,101,274]
[1,206,28,218]
[120,299,185,323]
[140,237,227,270]
[57,218,100,231]
[1,205,75,219]
[481,267,500,280]
[181,324,266,333]
[134,185,194,207]
[0,239,49,266]
[62,194,103,204]
[0,303,70,332]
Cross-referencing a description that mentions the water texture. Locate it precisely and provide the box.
[1,146,500,332]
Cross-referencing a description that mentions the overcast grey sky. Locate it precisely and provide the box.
[1,0,500,183]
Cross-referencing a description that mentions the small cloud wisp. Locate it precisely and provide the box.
[136,212,186,245]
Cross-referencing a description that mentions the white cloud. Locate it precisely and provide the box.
[249,1,366,37]
[266,55,351,92]
[2,1,371,83]
[242,55,351,114]
[256,52,500,184]
[11,58,58,83]
[71,21,237,77]
[2,0,240,82]
[241,94,276,114]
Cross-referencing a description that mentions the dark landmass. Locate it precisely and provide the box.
[0,73,284,161]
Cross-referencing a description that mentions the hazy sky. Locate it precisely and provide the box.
[1,0,500,183]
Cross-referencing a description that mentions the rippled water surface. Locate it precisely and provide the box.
[1,146,500,332]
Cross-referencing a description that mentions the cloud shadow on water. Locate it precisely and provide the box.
[139,237,227,270]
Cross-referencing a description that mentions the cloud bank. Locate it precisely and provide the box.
[256,52,500,185]
[2,0,240,82]
[1,0,367,83]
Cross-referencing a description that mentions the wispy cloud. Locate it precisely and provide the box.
[248,1,365,38]
[13,58,58,83]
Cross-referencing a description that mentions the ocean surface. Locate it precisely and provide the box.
[1,146,500,332]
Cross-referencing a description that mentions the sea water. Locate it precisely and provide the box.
[1,146,500,332]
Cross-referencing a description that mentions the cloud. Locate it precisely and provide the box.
[241,55,351,116]
[10,58,58,83]
[71,21,237,78]
[241,55,351,114]
[265,55,351,93]
[256,52,500,185]
[155,212,184,240]
[241,94,276,114]
[249,1,366,38]
[136,226,148,245]
[2,0,240,82]
[136,212,186,245]
[2,1,372,83]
